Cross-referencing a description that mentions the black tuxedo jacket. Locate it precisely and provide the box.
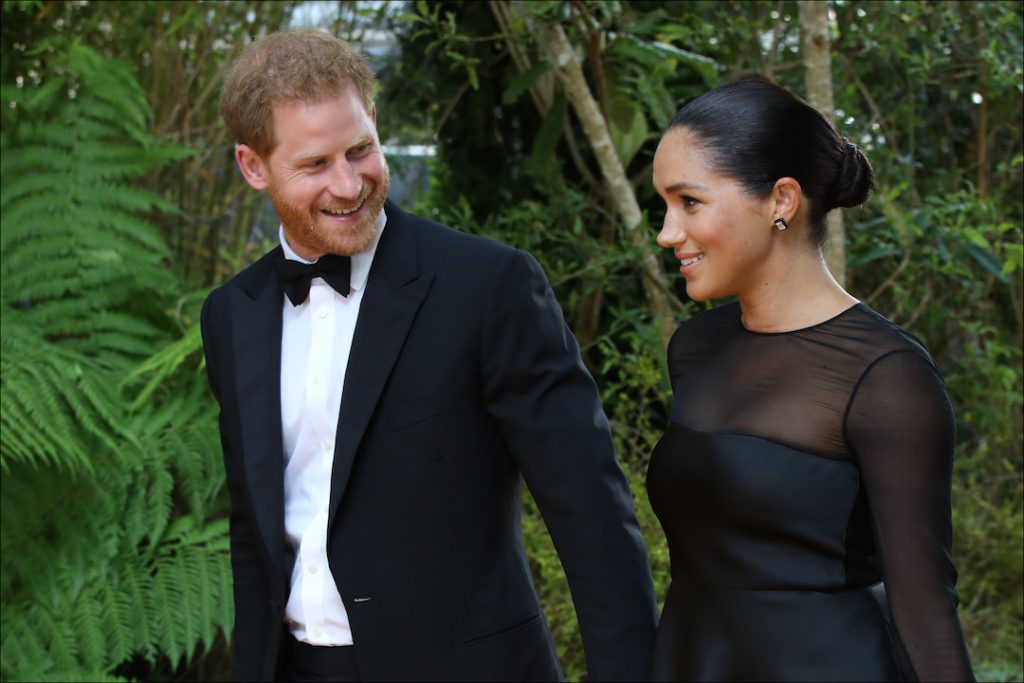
[200,201,657,681]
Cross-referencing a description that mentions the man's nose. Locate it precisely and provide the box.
[328,161,362,199]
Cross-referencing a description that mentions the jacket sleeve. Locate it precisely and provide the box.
[200,291,281,682]
[478,247,658,681]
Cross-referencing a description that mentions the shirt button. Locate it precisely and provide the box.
[308,563,319,575]
[323,439,333,450]
[317,308,328,319]
[312,376,320,385]
[322,504,329,514]
[313,628,323,639]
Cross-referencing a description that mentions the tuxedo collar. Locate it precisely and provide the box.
[372,200,419,289]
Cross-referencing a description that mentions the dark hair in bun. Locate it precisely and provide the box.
[667,80,874,245]
[829,138,873,210]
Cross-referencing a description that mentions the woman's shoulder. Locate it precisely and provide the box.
[675,299,741,331]
[668,300,743,354]
[838,303,937,369]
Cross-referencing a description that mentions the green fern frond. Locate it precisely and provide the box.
[70,592,107,672]
[0,347,99,473]
[65,46,149,140]
[1,459,230,675]
[0,395,83,471]
[0,604,51,677]
[87,181,184,215]
[90,311,166,340]
[95,578,135,667]
[2,75,66,117]
[171,421,226,517]
[146,459,177,547]
[147,518,233,668]
[122,323,204,406]
[2,55,179,324]
[1,463,124,603]
[0,172,72,206]
[1,345,129,465]
[0,233,77,268]
[32,604,81,672]
[2,44,230,682]
[1,142,64,173]
[0,194,68,250]
[119,481,152,549]
[147,533,191,667]
[116,556,157,663]
[88,330,165,360]
[74,205,172,253]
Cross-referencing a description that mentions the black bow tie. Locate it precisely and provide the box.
[275,254,352,306]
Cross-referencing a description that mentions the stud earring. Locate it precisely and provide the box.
[774,217,789,231]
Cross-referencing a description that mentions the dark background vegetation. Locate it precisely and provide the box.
[1,1,1021,681]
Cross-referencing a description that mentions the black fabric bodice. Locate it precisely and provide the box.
[647,302,974,682]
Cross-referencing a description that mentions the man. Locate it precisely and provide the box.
[201,29,657,682]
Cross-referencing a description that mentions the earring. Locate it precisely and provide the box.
[774,217,788,231]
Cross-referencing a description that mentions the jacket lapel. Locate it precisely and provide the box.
[231,250,287,586]
[328,204,434,533]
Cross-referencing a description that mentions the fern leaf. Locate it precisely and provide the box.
[69,591,107,672]
[122,323,204,406]
[96,577,134,666]
[0,43,229,683]
[116,555,157,663]
[33,604,81,672]
[1,604,50,676]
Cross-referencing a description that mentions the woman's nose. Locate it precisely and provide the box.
[656,214,686,249]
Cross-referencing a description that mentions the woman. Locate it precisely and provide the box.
[647,80,974,682]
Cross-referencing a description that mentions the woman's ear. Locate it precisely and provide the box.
[235,144,270,191]
[770,177,802,226]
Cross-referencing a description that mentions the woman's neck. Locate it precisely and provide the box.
[737,249,858,333]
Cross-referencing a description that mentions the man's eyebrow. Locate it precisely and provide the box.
[291,150,328,164]
[663,181,710,193]
[291,139,374,164]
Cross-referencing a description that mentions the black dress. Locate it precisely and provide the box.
[647,302,974,682]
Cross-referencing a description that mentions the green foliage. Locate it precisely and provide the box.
[1,45,229,682]
[400,0,486,90]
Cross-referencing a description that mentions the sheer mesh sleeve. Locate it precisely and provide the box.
[845,350,974,682]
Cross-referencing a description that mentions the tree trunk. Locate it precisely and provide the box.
[508,4,677,350]
[799,0,846,287]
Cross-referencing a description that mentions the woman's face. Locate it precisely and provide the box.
[653,127,775,302]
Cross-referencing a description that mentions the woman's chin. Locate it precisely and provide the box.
[684,285,713,303]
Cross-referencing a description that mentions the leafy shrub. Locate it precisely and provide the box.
[1,46,228,681]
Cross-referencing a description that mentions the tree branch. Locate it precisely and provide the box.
[513,4,679,347]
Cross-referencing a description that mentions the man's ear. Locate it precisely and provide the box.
[235,144,270,191]
[770,177,802,226]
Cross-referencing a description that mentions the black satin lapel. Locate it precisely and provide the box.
[231,279,286,583]
[327,273,434,532]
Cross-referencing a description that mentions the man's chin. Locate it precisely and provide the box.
[307,216,379,256]
[324,194,387,256]
[278,185,388,257]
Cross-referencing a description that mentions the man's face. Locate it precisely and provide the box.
[235,84,390,259]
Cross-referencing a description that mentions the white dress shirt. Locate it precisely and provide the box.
[279,210,386,645]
